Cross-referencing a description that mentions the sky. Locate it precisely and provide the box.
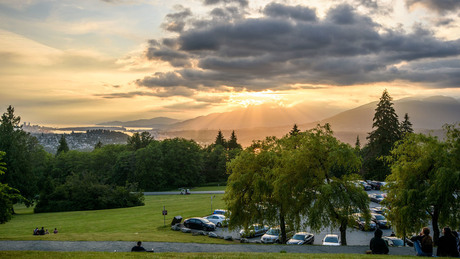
[0,0,460,125]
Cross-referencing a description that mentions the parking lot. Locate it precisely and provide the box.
[214,190,392,246]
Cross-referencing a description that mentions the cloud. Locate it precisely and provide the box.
[405,0,460,13]
[163,101,211,111]
[96,87,195,99]
[135,3,460,92]
[263,3,317,22]
[161,5,192,33]
[204,0,248,7]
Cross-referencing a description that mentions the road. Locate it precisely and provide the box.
[0,240,416,255]
[144,191,225,195]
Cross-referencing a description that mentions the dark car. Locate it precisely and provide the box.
[371,213,391,229]
[353,213,377,231]
[287,232,315,245]
[369,193,385,203]
[183,217,216,231]
[369,181,384,190]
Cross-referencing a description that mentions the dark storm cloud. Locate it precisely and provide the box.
[136,2,460,91]
[263,3,317,22]
[405,0,460,13]
[204,0,248,7]
[161,6,192,32]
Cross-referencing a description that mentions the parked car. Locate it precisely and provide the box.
[183,217,216,231]
[286,232,314,245]
[371,213,391,229]
[359,181,372,191]
[239,224,269,238]
[213,209,228,215]
[383,236,405,247]
[370,206,387,215]
[322,234,340,246]
[369,193,385,203]
[205,214,228,227]
[353,213,377,231]
[369,181,384,190]
[261,226,292,244]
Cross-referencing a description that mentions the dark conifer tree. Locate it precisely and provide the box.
[289,124,300,136]
[400,113,414,134]
[94,141,103,149]
[215,130,226,148]
[227,130,242,150]
[362,90,401,180]
[355,135,361,150]
[56,135,69,155]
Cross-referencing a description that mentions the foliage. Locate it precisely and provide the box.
[34,171,144,213]
[227,130,242,150]
[400,113,414,134]
[289,124,300,136]
[127,132,153,151]
[215,130,226,147]
[225,124,369,245]
[0,106,49,206]
[384,129,460,244]
[362,90,401,180]
[56,135,69,155]
[0,151,24,223]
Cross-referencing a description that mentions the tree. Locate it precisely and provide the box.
[225,124,369,245]
[400,113,414,134]
[227,130,242,150]
[289,124,300,136]
[127,132,153,151]
[384,131,460,245]
[56,135,69,155]
[362,90,401,180]
[0,105,47,206]
[94,141,103,150]
[202,144,227,183]
[355,135,361,150]
[0,151,23,223]
[214,130,226,148]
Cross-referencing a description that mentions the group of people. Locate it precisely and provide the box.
[33,227,58,235]
[370,226,460,257]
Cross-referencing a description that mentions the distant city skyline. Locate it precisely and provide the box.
[1,0,459,125]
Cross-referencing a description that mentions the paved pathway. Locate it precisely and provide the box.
[0,241,416,255]
[144,191,225,195]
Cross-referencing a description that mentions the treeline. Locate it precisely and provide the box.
[0,106,241,219]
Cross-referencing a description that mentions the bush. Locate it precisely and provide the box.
[34,172,144,213]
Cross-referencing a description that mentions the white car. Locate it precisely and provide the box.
[205,214,228,227]
[322,234,340,246]
[261,227,281,244]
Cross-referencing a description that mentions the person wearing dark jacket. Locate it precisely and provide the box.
[131,241,146,252]
[437,227,460,257]
[411,227,433,257]
[370,228,389,254]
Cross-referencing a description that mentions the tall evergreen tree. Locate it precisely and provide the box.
[215,130,226,147]
[94,141,103,150]
[400,113,414,134]
[355,135,361,150]
[289,124,300,136]
[227,130,242,150]
[362,90,401,180]
[56,135,69,155]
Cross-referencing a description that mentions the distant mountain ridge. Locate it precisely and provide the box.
[98,117,181,128]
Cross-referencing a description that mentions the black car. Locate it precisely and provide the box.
[353,213,377,231]
[371,213,391,229]
[369,181,384,190]
[183,217,216,231]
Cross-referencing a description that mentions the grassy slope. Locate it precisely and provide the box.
[0,194,229,243]
[0,251,412,259]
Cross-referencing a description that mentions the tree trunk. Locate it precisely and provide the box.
[340,219,347,246]
[432,206,440,246]
[279,213,287,244]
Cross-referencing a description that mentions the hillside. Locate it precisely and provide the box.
[98,117,181,128]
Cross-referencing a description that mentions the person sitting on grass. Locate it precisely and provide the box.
[370,228,389,254]
[131,241,146,252]
[53,228,58,234]
[411,227,433,257]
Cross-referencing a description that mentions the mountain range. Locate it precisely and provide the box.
[99,96,460,146]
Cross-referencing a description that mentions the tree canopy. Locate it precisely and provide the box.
[225,124,369,245]
[384,128,460,244]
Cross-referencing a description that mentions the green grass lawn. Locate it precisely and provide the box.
[192,185,227,191]
[0,194,230,243]
[0,251,413,259]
